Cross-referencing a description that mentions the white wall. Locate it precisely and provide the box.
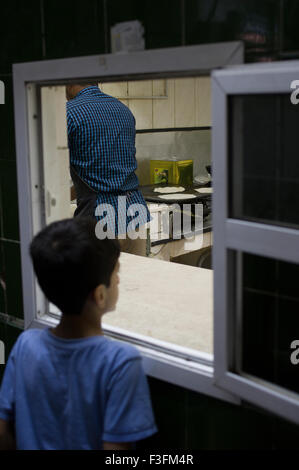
[100,77,211,130]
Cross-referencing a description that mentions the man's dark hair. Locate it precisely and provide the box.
[30,218,120,315]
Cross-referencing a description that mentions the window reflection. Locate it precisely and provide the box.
[186,0,279,62]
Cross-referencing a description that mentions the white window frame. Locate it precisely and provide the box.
[212,60,299,424]
[13,42,243,404]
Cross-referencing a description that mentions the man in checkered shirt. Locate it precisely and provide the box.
[66,83,150,252]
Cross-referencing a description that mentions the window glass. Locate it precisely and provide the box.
[39,79,213,356]
[234,251,299,394]
[186,0,279,62]
[229,93,299,228]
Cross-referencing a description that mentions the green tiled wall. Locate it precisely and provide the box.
[0,76,15,160]
[138,378,299,450]
[0,1,42,74]
[0,0,299,450]
[0,160,20,240]
[0,160,22,319]
[0,323,22,384]
[43,0,106,59]
[2,241,23,318]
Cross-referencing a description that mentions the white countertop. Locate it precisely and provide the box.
[104,252,213,354]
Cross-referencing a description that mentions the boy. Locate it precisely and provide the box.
[0,218,157,450]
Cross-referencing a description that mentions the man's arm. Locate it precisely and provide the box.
[0,419,16,450]
[102,441,133,450]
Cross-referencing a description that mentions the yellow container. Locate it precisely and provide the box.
[150,160,193,186]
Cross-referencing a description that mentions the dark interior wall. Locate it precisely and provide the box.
[0,0,299,449]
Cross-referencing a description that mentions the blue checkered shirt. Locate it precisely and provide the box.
[67,86,150,235]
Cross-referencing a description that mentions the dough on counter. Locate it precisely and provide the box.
[158,193,197,200]
[195,188,213,194]
[153,186,185,194]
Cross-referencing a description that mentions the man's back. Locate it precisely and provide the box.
[67,86,139,193]
[0,328,156,450]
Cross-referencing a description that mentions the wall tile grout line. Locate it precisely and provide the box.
[0,312,24,330]
[0,238,20,244]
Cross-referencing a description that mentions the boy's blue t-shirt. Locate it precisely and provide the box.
[0,328,157,450]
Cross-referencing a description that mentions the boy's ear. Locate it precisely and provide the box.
[93,284,107,310]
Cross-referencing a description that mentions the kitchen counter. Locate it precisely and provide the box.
[150,213,212,247]
[148,213,213,261]
[103,252,213,354]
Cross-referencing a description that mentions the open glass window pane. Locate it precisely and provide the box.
[40,78,213,357]
[234,250,299,395]
[229,93,299,228]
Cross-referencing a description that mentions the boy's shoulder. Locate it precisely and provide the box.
[12,328,45,350]
[103,337,141,364]
[14,328,140,362]
[15,328,42,344]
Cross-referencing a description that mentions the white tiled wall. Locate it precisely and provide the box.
[100,77,211,129]
[41,86,71,224]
